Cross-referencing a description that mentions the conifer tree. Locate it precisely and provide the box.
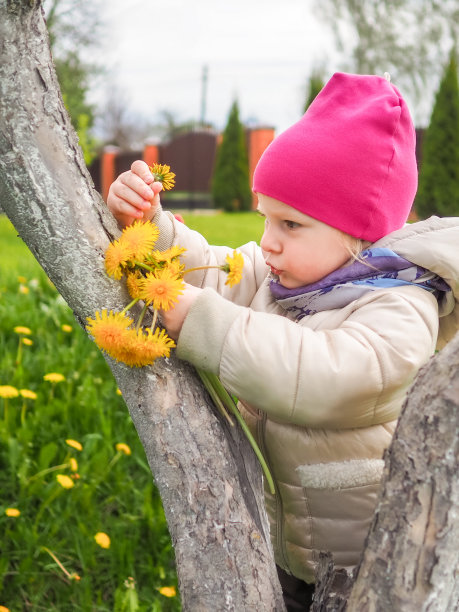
[304,72,324,112]
[415,52,459,219]
[212,101,252,212]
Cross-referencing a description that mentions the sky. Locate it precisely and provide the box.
[93,0,340,137]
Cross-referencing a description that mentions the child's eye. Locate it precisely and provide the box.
[285,220,300,229]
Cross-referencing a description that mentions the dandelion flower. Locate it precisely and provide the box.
[116,388,122,396]
[61,324,72,333]
[66,439,83,451]
[126,270,144,300]
[17,275,27,284]
[140,269,185,311]
[22,337,33,346]
[150,245,186,264]
[19,389,37,400]
[104,239,132,280]
[69,458,78,472]
[115,443,131,455]
[120,220,159,261]
[0,386,19,399]
[56,474,74,489]
[86,310,133,358]
[149,163,176,191]
[0,605,11,612]
[5,508,20,517]
[159,586,176,598]
[19,285,29,295]
[44,373,66,383]
[14,326,31,335]
[94,532,111,549]
[223,251,244,287]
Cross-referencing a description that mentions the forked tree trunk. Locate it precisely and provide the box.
[1,1,458,611]
[0,1,285,609]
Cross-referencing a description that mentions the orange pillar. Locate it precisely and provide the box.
[247,127,275,209]
[101,146,120,202]
[143,143,159,168]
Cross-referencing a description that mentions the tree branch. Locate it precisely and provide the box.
[0,1,285,608]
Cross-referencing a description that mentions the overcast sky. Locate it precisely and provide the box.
[93,0,341,136]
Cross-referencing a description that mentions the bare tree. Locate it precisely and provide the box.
[1,1,458,610]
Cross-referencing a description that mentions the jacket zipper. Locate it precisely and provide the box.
[257,410,289,571]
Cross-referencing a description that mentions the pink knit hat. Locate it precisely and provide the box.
[253,72,418,242]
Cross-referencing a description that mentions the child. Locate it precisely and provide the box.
[107,73,459,610]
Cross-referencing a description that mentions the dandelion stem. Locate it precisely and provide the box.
[151,309,159,331]
[133,260,155,273]
[28,463,71,482]
[183,265,222,276]
[135,303,149,331]
[197,370,275,495]
[197,370,234,426]
[121,298,140,315]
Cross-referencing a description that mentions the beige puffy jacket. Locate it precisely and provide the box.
[153,213,459,583]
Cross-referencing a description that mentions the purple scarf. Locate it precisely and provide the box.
[270,247,450,320]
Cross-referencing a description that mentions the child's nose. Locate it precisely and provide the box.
[260,226,280,253]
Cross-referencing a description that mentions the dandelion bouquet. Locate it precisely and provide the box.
[86,163,274,493]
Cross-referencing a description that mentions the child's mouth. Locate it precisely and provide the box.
[269,264,282,276]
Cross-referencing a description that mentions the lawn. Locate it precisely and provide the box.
[0,210,263,611]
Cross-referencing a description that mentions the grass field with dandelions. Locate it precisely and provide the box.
[0,211,263,611]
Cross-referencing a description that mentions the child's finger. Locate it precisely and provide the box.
[131,160,153,184]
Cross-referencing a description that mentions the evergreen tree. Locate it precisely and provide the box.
[415,52,459,219]
[212,101,252,212]
[304,72,324,113]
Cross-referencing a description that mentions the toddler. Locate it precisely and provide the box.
[107,73,459,611]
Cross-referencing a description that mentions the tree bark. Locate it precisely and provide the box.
[346,333,459,611]
[0,1,285,609]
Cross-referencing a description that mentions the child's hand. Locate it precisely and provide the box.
[107,160,163,227]
[160,283,202,340]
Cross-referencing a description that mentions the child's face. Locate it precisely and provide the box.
[258,194,354,289]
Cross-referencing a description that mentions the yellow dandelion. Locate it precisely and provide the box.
[86,309,133,357]
[66,439,83,451]
[164,259,186,278]
[22,337,33,346]
[115,443,131,455]
[104,239,133,280]
[0,386,19,399]
[0,606,11,612]
[44,372,65,383]
[19,284,29,294]
[69,457,78,472]
[222,251,244,287]
[94,532,111,549]
[140,269,185,311]
[61,324,72,333]
[5,508,21,517]
[149,163,176,191]
[159,586,176,598]
[150,245,186,264]
[116,388,122,396]
[17,275,27,283]
[14,326,32,335]
[56,474,74,489]
[126,270,144,300]
[120,220,159,261]
[19,389,37,400]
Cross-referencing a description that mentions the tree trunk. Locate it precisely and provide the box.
[0,1,285,609]
[312,334,459,611]
[347,333,459,611]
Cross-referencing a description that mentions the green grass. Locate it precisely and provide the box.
[0,212,263,611]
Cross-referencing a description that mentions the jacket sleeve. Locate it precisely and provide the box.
[176,285,439,429]
[152,208,269,306]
